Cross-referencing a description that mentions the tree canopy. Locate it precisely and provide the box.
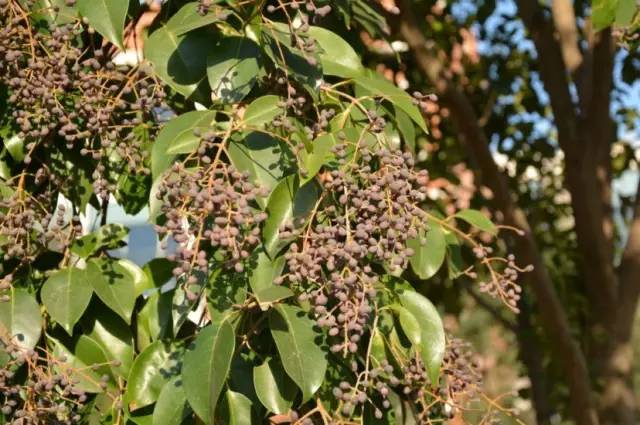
[0,1,639,425]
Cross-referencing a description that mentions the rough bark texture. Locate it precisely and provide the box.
[393,0,640,424]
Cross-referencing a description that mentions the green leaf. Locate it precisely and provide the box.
[391,305,421,347]
[370,328,387,366]
[454,209,497,235]
[50,337,103,393]
[395,108,416,153]
[0,288,41,350]
[84,309,134,378]
[242,95,282,129]
[353,75,427,133]
[70,224,129,258]
[41,267,93,334]
[615,0,637,26]
[398,290,445,384]
[152,111,217,178]
[152,376,190,425]
[77,0,128,49]
[125,341,182,411]
[308,26,363,77]
[75,335,112,381]
[253,358,297,414]
[221,391,253,425]
[269,304,327,401]
[166,1,227,35]
[182,321,235,424]
[87,259,137,324]
[407,223,446,280]
[249,251,287,310]
[300,132,338,183]
[207,271,247,326]
[30,0,77,24]
[3,134,24,162]
[263,176,320,257]
[444,231,464,279]
[227,132,288,201]
[593,0,618,30]
[145,27,214,99]
[207,36,260,103]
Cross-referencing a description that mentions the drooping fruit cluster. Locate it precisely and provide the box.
[0,190,82,263]
[156,136,269,296]
[280,140,431,354]
[0,342,103,424]
[0,0,166,200]
[440,338,481,401]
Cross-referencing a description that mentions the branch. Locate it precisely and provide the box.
[517,0,618,336]
[617,178,640,341]
[395,3,599,424]
[551,0,583,72]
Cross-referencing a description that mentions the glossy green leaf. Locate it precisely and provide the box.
[593,0,618,30]
[166,1,227,35]
[308,26,363,77]
[253,358,297,414]
[152,376,190,425]
[249,251,287,310]
[263,176,320,257]
[145,27,214,99]
[75,335,112,381]
[370,328,387,366]
[207,271,247,326]
[207,36,260,103]
[182,321,235,423]
[0,288,41,350]
[222,391,253,425]
[454,209,497,235]
[70,224,129,258]
[41,267,93,334]
[615,0,637,26]
[395,108,416,152]
[300,132,338,182]
[50,337,103,393]
[84,310,134,378]
[407,223,446,280]
[398,290,445,384]
[87,259,137,324]
[353,75,427,133]
[3,134,24,162]
[392,305,422,346]
[152,110,217,179]
[269,304,327,401]
[125,341,182,411]
[227,132,288,200]
[242,95,282,129]
[77,0,128,49]
[30,0,77,24]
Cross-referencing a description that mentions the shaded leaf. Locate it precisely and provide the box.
[398,290,445,384]
[152,110,217,179]
[269,304,327,401]
[77,0,128,49]
[242,95,282,129]
[182,321,235,424]
[207,36,261,103]
[253,358,297,414]
[41,267,93,334]
[87,259,137,324]
[308,26,363,77]
[0,288,41,350]
[125,341,182,411]
[407,223,446,280]
[454,209,497,235]
[152,376,190,425]
[166,1,227,35]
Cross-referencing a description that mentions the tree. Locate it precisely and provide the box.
[370,0,640,424]
[0,0,526,424]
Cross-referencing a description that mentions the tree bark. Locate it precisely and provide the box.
[395,3,600,424]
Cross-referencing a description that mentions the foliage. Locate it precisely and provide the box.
[0,0,527,424]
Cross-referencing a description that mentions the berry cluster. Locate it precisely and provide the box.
[440,338,481,401]
[472,249,528,312]
[0,191,81,263]
[0,342,102,424]
[0,0,166,201]
[156,138,268,296]
[280,142,430,354]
